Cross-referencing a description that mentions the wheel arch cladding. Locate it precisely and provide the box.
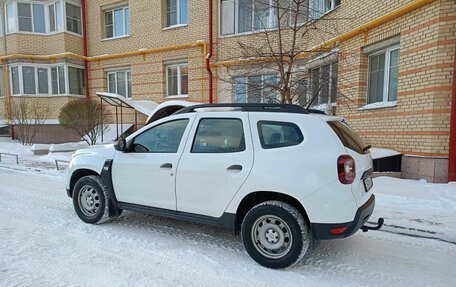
[236,191,311,231]
[69,169,99,197]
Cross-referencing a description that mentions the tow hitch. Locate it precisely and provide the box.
[361,218,384,232]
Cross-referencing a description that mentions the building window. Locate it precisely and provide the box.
[10,64,84,96]
[0,68,3,97]
[6,3,16,33]
[233,74,278,103]
[107,70,132,98]
[49,1,63,32]
[66,2,82,34]
[37,67,49,94]
[166,63,188,97]
[51,65,67,95]
[367,46,399,104]
[68,66,85,95]
[308,62,338,106]
[11,67,20,95]
[221,0,339,36]
[105,6,130,38]
[165,0,188,27]
[310,0,340,19]
[15,2,45,33]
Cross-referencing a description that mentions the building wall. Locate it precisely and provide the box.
[1,33,83,55]
[0,0,454,181]
[336,0,455,157]
[84,0,218,124]
[216,0,455,155]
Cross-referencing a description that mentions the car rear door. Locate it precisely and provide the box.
[175,112,254,217]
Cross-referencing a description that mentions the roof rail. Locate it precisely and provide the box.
[174,103,309,115]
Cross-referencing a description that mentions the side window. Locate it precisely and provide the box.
[192,118,245,153]
[258,121,304,149]
[131,119,189,153]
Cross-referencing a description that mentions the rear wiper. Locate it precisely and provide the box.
[363,145,372,152]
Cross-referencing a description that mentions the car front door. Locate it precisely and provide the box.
[175,112,254,217]
[112,115,194,209]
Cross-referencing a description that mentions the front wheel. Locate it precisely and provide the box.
[72,175,111,224]
[241,201,310,269]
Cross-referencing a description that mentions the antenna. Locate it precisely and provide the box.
[305,81,329,111]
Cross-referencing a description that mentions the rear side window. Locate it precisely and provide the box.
[258,121,303,149]
[192,118,245,153]
[328,121,366,154]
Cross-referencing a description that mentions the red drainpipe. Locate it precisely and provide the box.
[448,49,456,182]
[81,0,89,99]
[206,0,214,104]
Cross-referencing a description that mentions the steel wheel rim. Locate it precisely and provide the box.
[251,215,293,259]
[78,185,101,217]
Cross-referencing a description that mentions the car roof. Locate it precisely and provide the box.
[174,103,310,115]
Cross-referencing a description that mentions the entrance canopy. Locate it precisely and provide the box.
[96,92,200,141]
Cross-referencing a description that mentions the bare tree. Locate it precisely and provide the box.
[9,98,51,145]
[59,99,110,145]
[222,0,348,111]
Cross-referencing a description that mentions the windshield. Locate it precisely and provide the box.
[327,120,367,154]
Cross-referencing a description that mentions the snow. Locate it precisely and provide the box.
[358,101,398,110]
[49,142,89,152]
[30,144,50,151]
[370,147,401,159]
[96,92,158,116]
[0,164,455,286]
[370,176,456,243]
[96,124,133,143]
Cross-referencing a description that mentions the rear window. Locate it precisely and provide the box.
[258,121,304,149]
[328,121,367,154]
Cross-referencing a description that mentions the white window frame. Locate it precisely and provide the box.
[5,2,16,33]
[9,62,85,97]
[307,62,337,106]
[366,45,400,105]
[49,1,63,33]
[166,62,188,98]
[103,6,129,39]
[220,0,340,36]
[14,2,46,34]
[65,1,82,35]
[232,74,278,103]
[106,70,132,98]
[4,1,80,36]
[164,0,188,28]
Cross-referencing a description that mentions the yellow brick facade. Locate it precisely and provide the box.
[0,0,455,161]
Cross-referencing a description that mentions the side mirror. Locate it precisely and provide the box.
[115,138,128,152]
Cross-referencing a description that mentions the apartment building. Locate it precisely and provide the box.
[0,0,455,182]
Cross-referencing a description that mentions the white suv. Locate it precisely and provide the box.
[66,103,375,269]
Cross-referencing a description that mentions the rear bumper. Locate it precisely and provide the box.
[311,194,375,240]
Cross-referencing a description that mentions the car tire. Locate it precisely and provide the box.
[72,175,111,224]
[241,200,310,269]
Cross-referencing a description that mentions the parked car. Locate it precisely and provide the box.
[66,103,375,269]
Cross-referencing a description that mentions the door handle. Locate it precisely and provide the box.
[160,163,173,169]
[227,164,242,171]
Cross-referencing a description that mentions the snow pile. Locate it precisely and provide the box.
[30,144,50,151]
[49,142,88,153]
[371,176,456,242]
[370,148,401,159]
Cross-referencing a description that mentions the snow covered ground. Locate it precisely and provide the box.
[0,165,455,286]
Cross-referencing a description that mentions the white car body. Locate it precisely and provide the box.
[66,105,375,242]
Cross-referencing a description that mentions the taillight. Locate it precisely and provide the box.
[337,155,356,184]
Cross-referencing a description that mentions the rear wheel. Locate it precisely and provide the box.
[241,200,310,269]
[73,175,111,224]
